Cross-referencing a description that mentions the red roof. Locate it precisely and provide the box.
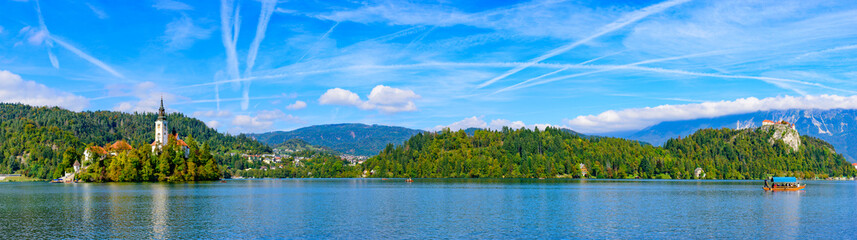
[852,163,857,166]
[175,139,189,147]
[763,120,775,123]
[108,140,133,151]
[86,146,107,155]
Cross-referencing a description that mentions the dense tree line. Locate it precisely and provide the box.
[360,127,855,179]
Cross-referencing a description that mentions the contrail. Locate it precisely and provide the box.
[617,65,856,95]
[495,50,724,94]
[795,44,857,60]
[579,50,624,65]
[35,0,123,78]
[51,37,125,79]
[405,26,436,50]
[296,21,340,63]
[242,0,277,110]
[34,0,58,69]
[219,0,241,111]
[220,0,241,87]
[491,51,625,93]
[367,26,426,43]
[477,0,691,88]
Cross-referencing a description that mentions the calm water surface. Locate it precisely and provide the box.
[0,179,855,239]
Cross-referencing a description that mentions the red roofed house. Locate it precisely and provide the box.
[852,163,857,170]
[762,120,776,126]
[83,145,107,164]
[107,140,133,156]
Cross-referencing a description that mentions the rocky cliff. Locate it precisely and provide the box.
[762,124,801,152]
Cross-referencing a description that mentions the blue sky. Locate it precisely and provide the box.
[1,0,857,134]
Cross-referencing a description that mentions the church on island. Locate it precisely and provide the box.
[82,98,188,161]
[151,98,190,158]
[73,98,189,181]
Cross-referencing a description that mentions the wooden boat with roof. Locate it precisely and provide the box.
[763,177,804,191]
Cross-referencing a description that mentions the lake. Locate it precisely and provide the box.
[0,179,854,239]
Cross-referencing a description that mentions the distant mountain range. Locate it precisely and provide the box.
[620,109,857,161]
[250,123,425,156]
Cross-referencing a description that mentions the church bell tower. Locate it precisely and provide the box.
[154,97,169,147]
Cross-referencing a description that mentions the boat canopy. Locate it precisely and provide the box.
[771,177,797,183]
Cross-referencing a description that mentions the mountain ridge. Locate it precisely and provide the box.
[250,123,425,156]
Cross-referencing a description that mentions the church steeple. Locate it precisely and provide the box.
[158,96,166,121]
[153,96,169,152]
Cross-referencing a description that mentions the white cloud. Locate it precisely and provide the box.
[366,85,421,113]
[205,120,221,129]
[0,70,89,111]
[0,25,5,34]
[193,110,232,118]
[231,115,270,132]
[286,100,307,110]
[433,116,487,131]
[489,119,525,130]
[230,110,302,133]
[153,0,193,11]
[112,81,182,113]
[319,85,420,113]
[434,116,558,131]
[319,88,363,106]
[163,15,212,50]
[566,95,857,133]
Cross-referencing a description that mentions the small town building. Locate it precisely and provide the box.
[694,167,705,179]
[107,140,133,156]
[83,145,107,163]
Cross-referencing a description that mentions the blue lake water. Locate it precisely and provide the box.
[0,179,854,239]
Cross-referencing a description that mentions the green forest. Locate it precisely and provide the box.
[359,127,856,179]
[0,103,269,180]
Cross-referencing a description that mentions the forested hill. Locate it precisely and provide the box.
[251,123,424,156]
[0,103,270,178]
[0,103,269,153]
[623,109,857,161]
[361,126,855,179]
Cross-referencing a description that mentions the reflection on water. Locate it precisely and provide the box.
[152,184,168,239]
[0,179,855,239]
